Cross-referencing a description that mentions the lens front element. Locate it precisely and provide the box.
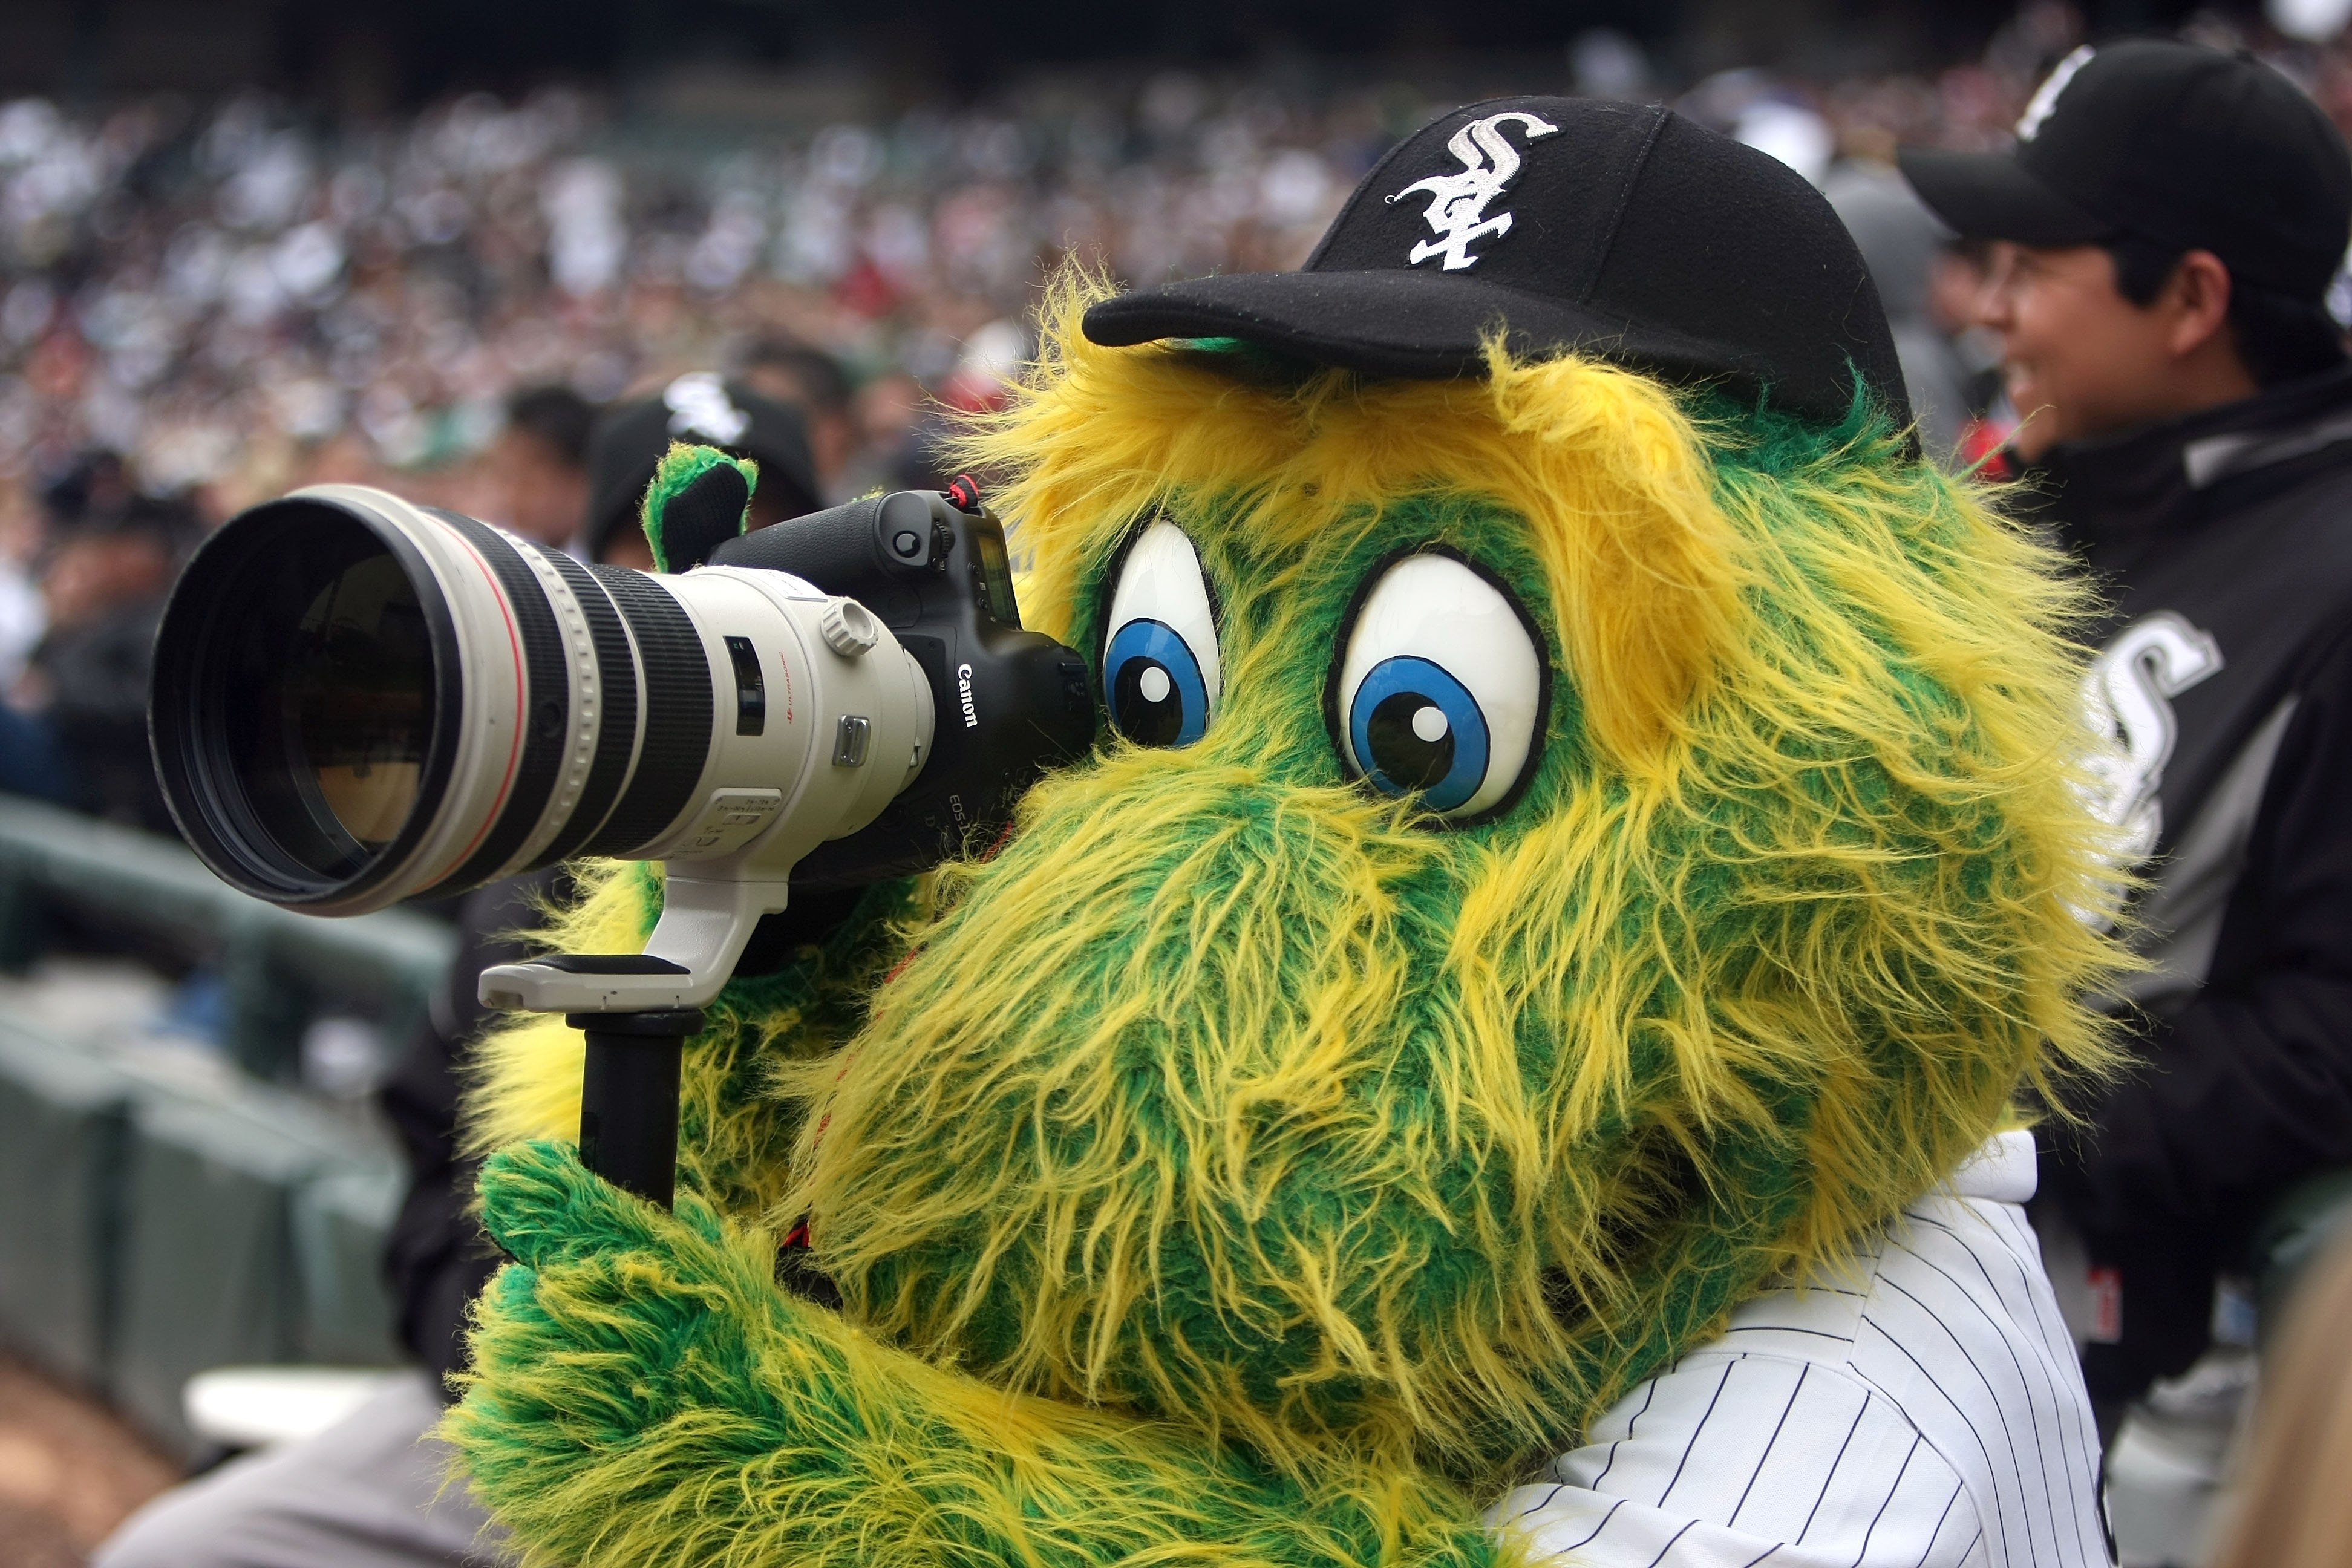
[153,493,465,906]
[154,483,944,923]
[278,548,433,857]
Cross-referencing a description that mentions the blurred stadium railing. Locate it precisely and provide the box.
[0,795,452,1457]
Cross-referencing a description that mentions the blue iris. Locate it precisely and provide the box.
[1104,618,1210,747]
[1347,656,1489,812]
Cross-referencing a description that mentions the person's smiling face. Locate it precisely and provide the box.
[1975,243,2177,458]
[1975,240,2256,460]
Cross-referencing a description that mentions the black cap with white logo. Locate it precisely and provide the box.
[1900,40,2352,301]
[586,373,823,557]
[1083,96,1910,429]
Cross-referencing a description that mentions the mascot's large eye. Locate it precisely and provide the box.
[1331,552,1545,820]
[1102,520,1220,748]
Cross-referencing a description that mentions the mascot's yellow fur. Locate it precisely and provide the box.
[443,258,2122,1563]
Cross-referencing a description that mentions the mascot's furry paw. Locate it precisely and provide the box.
[449,1140,1511,1568]
[474,1133,724,1272]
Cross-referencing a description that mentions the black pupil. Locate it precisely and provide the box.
[1365,691,1452,791]
[1112,658,1186,746]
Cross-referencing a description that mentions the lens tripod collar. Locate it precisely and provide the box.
[478,873,790,1013]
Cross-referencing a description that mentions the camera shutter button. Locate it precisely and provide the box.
[819,599,880,656]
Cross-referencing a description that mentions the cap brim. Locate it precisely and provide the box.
[1082,269,1844,419]
[1895,146,2110,246]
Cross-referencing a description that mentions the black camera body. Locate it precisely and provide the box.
[714,489,1097,892]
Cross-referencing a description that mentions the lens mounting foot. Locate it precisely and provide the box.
[477,874,791,1011]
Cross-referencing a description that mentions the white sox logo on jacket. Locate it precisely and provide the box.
[664,372,751,445]
[2080,610,2224,861]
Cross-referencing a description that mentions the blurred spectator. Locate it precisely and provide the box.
[1924,238,2018,464]
[736,336,857,501]
[0,478,49,713]
[0,699,74,803]
[19,470,193,831]
[2207,1223,2352,1568]
[584,372,822,567]
[0,548,44,689]
[1824,159,1975,456]
[0,80,1368,506]
[485,384,595,548]
[846,371,949,496]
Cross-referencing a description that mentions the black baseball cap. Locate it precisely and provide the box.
[1083,96,1910,429]
[1900,40,2352,300]
[586,373,823,557]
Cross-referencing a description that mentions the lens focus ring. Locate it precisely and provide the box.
[425,512,575,891]
[526,547,641,867]
[580,566,714,856]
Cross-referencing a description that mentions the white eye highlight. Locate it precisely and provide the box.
[1333,553,1544,820]
[1102,520,1220,748]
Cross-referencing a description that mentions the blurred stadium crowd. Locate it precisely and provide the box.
[5,1,2352,828]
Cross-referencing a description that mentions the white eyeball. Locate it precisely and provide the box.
[1101,520,1220,748]
[1332,552,1545,820]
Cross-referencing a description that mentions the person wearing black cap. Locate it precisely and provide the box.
[1904,39,2352,1443]
[736,336,859,501]
[488,384,597,549]
[25,481,197,833]
[584,371,825,568]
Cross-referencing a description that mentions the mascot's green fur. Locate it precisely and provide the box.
[446,278,2123,1566]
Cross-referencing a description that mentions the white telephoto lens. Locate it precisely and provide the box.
[151,485,933,917]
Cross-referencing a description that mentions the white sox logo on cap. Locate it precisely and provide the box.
[664,371,751,445]
[1388,110,1560,272]
[2015,45,2094,141]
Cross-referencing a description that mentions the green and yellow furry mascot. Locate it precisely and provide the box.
[448,98,2123,1566]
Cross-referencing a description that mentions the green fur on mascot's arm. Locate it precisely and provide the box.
[449,1140,1516,1568]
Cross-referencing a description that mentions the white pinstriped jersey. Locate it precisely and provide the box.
[1488,1131,2110,1567]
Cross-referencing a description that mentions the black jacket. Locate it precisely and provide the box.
[2021,364,2352,1408]
[34,601,173,832]
[379,872,559,1393]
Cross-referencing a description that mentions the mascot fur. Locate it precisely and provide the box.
[445,97,2121,1566]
